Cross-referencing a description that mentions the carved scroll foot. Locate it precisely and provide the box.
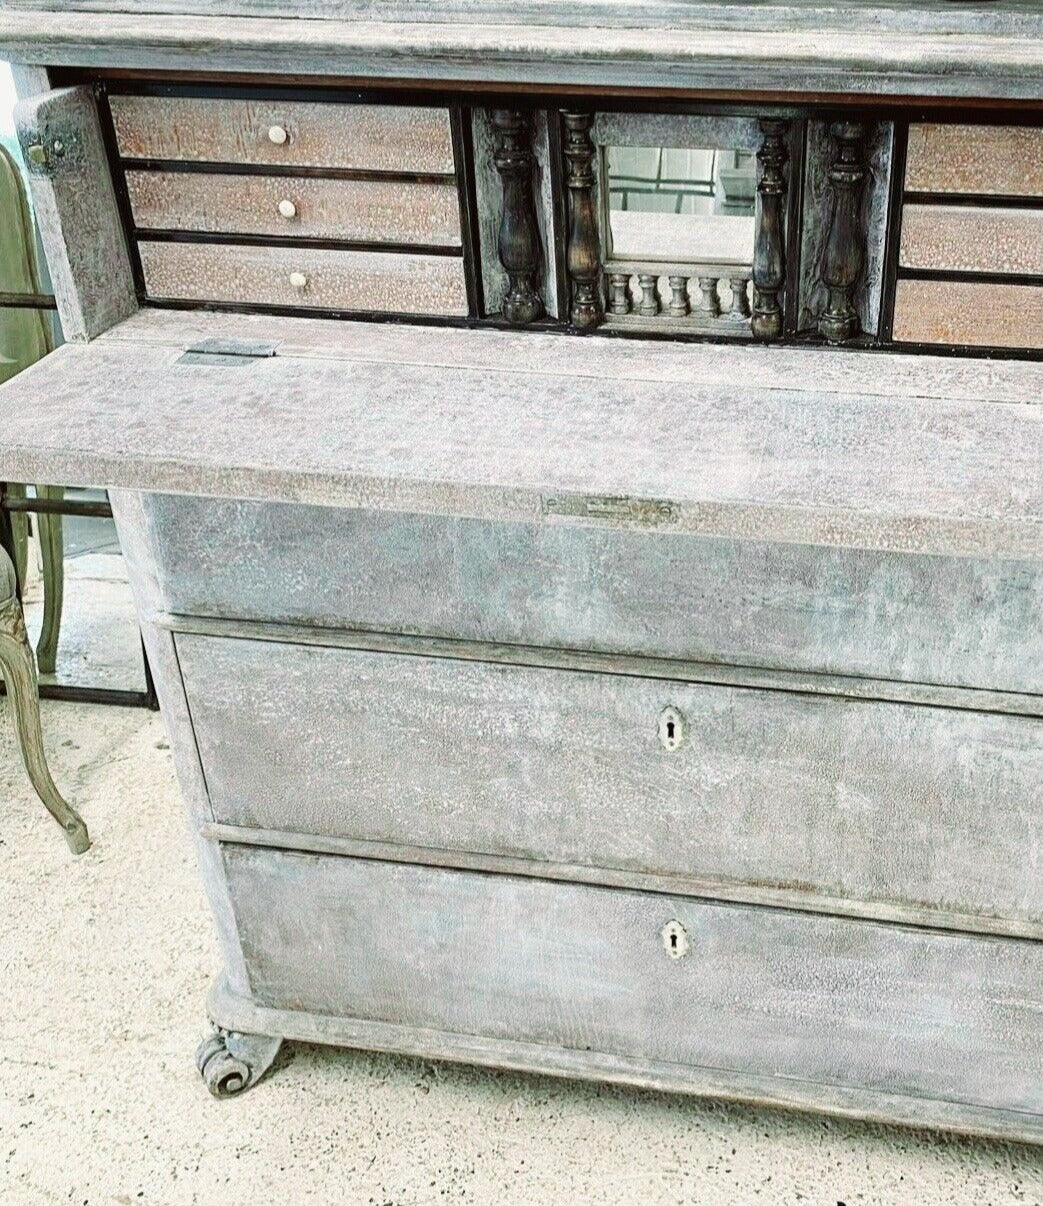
[0,593,90,854]
[196,1027,283,1098]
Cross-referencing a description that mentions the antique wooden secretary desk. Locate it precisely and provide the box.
[0,0,1041,1142]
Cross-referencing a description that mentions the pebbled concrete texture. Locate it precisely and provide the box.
[1,700,1042,1206]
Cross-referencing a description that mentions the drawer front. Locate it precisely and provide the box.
[905,124,1043,198]
[143,495,1043,695]
[225,847,1043,1116]
[899,204,1043,277]
[125,171,462,246]
[179,634,1043,930]
[138,240,468,315]
[110,95,456,174]
[893,279,1043,350]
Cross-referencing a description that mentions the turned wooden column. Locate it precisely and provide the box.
[752,118,789,341]
[818,120,867,344]
[562,111,603,330]
[491,109,543,325]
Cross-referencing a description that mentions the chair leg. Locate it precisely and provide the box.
[35,485,64,677]
[0,594,89,854]
[6,483,29,591]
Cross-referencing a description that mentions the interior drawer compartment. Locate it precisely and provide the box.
[125,170,462,246]
[143,495,1043,696]
[892,279,1043,350]
[138,240,469,315]
[224,846,1043,1119]
[904,123,1043,197]
[109,95,456,174]
[178,633,1043,933]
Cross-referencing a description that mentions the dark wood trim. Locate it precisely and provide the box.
[134,229,465,257]
[818,120,868,344]
[902,190,1043,211]
[896,267,1043,288]
[2,497,113,519]
[450,105,484,319]
[118,157,458,186]
[878,119,909,345]
[561,110,603,330]
[490,108,544,324]
[545,108,571,325]
[752,118,789,341]
[782,120,806,338]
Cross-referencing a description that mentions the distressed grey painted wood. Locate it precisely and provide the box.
[222,848,1043,1121]
[178,633,1043,933]
[1,7,1040,100]
[1,326,1041,560]
[110,94,455,173]
[137,241,469,315]
[139,493,1043,696]
[893,279,1043,350]
[593,112,761,153]
[13,86,136,341]
[96,308,1043,408]
[107,489,253,997]
[207,970,1043,1145]
[125,170,462,246]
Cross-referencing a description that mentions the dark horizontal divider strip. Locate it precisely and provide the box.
[135,229,464,257]
[140,296,484,327]
[896,266,1043,288]
[120,158,457,186]
[2,497,113,519]
[0,291,58,310]
[902,190,1043,211]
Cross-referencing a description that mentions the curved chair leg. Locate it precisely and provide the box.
[0,594,89,854]
[35,485,64,677]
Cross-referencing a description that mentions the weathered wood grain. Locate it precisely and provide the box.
[110,94,455,173]
[125,170,461,245]
[892,279,1043,350]
[13,86,136,340]
[95,308,1043,408]
[142,493,1043,696]
[137,240,468,314]
[905,123,1043,197]
[1,327,1041,559]
[1,9,1041,101]
[178,633,1043,932]
[900,203,1043,277]
[223,848,1043,1121]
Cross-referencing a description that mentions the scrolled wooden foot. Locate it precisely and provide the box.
[196,1026,282,1097]
[0,590,90,854]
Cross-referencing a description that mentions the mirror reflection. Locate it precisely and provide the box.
[606,144,754,259]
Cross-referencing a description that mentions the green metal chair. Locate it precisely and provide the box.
[0,140,64,676]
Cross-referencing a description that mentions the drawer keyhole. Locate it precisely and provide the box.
[661,920,689,960]
[658,705,687,751]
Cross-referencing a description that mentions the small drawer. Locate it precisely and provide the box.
[905,123,1043,197]
[125,171,462,246]
[899,204,1043,277]
[178,633,1043,933]
[892,279,1043,349]
[224,846,1043,1118]
[138,240,468,316]
[110,95,456,174]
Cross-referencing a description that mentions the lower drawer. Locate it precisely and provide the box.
[138,240,469,316]
[224,846,1043,1118]
[178,632,1043,932]
[142,493,1043,695]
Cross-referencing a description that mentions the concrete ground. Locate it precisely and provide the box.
[2,544,1042,1204]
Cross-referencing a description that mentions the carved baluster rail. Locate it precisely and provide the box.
[668,276,690,318]
[818,120,867,344]
[607,272,632,315]
[491,109,543,325]
[752,118,789,341]
[638,273,661,317]
[562,111,604,330]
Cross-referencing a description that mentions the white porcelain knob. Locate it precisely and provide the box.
[289,271,308,291]
[277,198,297,219]
[267,124,288,145]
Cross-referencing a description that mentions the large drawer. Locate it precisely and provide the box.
[178,633,1043,932]
[142,494,1043,695]
[138,240,469,315]
[224,847,1043,1119]
[125,171,462,246]
[110,95,456,174]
